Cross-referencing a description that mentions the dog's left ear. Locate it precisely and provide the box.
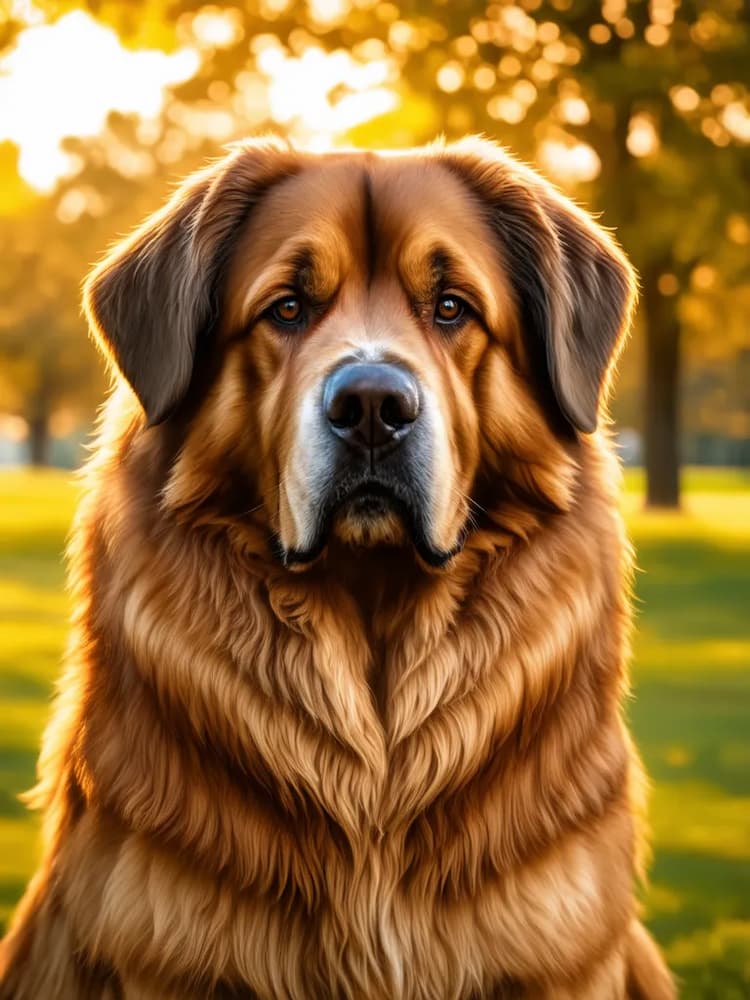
[445,140,637,434]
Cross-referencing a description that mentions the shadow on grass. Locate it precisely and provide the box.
[0,667,55,701]
[645,850,750,999]
[630,677,750,797]
[631,535,750,644]
[0,747,38,818]
[0,878,27,938]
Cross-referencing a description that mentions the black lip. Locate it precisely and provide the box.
[273,479,464,569]
[344,481,400,508]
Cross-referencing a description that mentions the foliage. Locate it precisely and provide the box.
[0,1,748,465]
[1,468,749,993]
[0,184,106,428]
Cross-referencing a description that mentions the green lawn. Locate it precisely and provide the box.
[1,467,749,996]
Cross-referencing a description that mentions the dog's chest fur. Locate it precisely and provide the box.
[41,456,637,999]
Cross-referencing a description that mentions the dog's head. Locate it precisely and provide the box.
[85,138,635,569]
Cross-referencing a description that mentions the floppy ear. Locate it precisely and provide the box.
[84,140,298,426]
[444,139,636,434]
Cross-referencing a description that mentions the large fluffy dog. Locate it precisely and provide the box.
[1,138,674,999]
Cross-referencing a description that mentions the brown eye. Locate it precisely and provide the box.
[270,296,304,326]
[435,295,465,325]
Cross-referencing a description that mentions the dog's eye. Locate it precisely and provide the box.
[269,296,304,327]
[435,295,465,326]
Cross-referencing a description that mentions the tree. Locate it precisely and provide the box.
[361,0,749,507]
[0,146,102,463]
[2,0,748,495]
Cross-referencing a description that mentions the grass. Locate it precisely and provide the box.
[1,466,749,995]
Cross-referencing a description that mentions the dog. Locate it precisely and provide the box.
[0,137,675,999]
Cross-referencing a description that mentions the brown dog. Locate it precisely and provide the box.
[0,138,674,999]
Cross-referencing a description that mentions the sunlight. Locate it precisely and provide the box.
[0,11,200,191]
[0,9,399,192]
[256,42,399,148]
[626,112,660,157]
[188,7,245,49]
[538,138,601,185]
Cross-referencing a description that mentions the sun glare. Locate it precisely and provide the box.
[538,138,601,185]
[0,11,199,191]
[0,7,400,193]
[258,43,398,144]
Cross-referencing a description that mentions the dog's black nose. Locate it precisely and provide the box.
[324,363,420,452]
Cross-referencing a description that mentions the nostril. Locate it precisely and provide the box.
[380,394,405,429]
[330,393,363,429]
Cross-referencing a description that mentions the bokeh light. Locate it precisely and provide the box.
[0,12,199,190]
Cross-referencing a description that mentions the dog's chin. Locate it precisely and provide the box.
[277,485,465,571]
[333,499,405,549]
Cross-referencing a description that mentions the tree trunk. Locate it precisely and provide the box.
[28,413,50,466]
[643,276,681,508]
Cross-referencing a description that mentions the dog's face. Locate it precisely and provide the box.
[85,139,634,568]
[218,157,514,567]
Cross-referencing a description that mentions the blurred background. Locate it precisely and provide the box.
[0,0,748,995]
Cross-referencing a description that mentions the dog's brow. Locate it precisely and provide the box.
[431,247,476,289]
[430,250,453,294]
[402,241,493,320]
[238,237,341,322]
[291,246,318,298]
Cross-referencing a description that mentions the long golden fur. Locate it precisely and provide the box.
[1,138,674,999]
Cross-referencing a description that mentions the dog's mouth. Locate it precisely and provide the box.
[276,479,464,570]
[338,481,403,519]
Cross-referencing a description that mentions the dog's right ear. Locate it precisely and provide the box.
[84,140,298,426]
